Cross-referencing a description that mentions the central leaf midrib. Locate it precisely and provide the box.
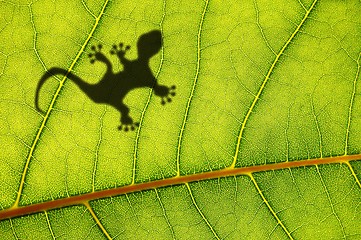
[14,0,110,207]
[2,154,360,221]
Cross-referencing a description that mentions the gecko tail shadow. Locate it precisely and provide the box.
[35,67,84,115]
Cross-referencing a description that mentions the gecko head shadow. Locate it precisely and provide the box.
[137,30,163,60]
[35,30,176,132]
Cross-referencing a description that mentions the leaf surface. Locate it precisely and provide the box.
[1,0,361,239]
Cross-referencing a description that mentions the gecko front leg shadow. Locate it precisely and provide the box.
[117,103,139,131]
[154,84,176,105]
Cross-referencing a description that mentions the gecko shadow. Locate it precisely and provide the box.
[35,30,175,131]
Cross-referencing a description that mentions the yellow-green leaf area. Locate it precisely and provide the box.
[1,0,361,239]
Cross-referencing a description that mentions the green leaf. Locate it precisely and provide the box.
[1,0,361,239]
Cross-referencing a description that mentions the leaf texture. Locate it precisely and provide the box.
[1,0,361,239]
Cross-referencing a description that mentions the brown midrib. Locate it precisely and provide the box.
[1,153,360,221]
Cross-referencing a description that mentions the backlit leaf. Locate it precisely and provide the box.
[1,0,361,239]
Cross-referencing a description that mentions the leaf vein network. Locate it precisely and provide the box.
[0,154,360,221]
[132,0,166,184]
[154,188,175,239]
[249,174,294,239]
[175,0,210,177]
[345,52,361,155]
[85,202,113,240]
[185,183,221,240]
[13,0,110,208]
[315,165,346,238]
[230,0,318,168]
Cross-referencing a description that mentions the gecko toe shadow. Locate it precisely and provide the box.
[35,30,176,131]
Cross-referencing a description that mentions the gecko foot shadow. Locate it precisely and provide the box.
[35,30,176,131]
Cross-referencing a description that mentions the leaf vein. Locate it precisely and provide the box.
[253,0,276,55]
[230,0,318,168]
[13,0,110,208]
[28,2,47,71]
[345,162,361,190]
[85,202,112,240]
[249,174,294,239]
[175,0,210,176]
[185,183,220,240]
[154,188,175,240]
[44,210,56,240]
[345,52,361,154]
[9,219,19,240]
[132,0,166,184]
[92,106,107,192]
[1,155,360,221]
[311,95,323,158]
[315,165,346,238]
